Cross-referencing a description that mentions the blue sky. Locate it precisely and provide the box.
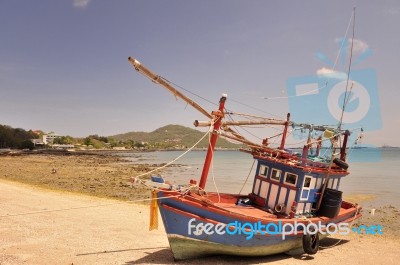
[1,0,399,146]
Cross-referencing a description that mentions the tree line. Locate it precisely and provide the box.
[0,125,38,149]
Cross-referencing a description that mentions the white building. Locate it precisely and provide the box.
[42,132,60,144]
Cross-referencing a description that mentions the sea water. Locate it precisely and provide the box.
[121,148,400,207]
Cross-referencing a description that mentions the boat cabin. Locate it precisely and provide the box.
[249,157,347,216]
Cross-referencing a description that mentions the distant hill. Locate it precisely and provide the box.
[111,124,241,149]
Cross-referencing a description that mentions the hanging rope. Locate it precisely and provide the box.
[208,117,221,203]
[319,205,360,249]
[131,122,214,190]
[238,159,256,195]
[0,193,184,219]
[338,7,356,132]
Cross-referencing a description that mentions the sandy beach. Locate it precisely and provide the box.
[1,154,400,265]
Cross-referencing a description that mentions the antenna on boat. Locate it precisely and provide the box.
[338,7,356,133]
[316,7,356,211]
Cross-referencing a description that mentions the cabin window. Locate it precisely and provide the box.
[284,173,298,186]
[303,177,311,188]
[258,165,268,177]
[300,176,313,200]
[270,169,281,182]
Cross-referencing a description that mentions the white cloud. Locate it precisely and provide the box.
[316,67,347,80]
[384,8,399,15]
[351,38,369,53]
[73,0,91,8]
[336,38,369,54]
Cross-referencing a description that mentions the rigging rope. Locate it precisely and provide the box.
[132,123,214,186]
[209,129,221,203]
[224,110,265,141]
[238,159,256,195]
[319,205,361,249]
[338,8,356,132]
[161,77,218,107]
[0,193,185,218]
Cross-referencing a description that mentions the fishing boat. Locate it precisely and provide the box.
[128,57,362,260]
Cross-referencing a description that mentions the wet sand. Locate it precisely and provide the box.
[1,154,400,264]
[0,152,153,201]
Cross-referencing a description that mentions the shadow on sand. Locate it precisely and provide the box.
[123,237,351,264]
[75,237,350,264]
[124,249,290,265]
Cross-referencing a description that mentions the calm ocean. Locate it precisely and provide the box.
[120,148,400,207]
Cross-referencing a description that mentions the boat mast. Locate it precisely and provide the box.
[340,130,350,161]
[198,95,226,190]
[129,57,230,190]
[279,113,290,150]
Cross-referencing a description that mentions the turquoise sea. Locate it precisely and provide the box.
[120,148,400,207]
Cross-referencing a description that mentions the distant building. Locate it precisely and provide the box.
[42,132,60,144]
[31,139,45,146]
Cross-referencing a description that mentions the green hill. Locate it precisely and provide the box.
[111,124,240,149]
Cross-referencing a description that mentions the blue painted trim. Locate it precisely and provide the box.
[274,185,282,209]
[285,189,290,208]
[313,175,318,189]
[265,181,273,207]
[256,162,261,176]
[295,185,301,202]
[257,180,263,196]
[251,175,257,194]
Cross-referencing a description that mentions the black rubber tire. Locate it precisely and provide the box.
[333,158,349,170]
[302,232,319,255]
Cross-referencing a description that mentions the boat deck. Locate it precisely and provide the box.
[214,202,278,220]
[200,192,278,220]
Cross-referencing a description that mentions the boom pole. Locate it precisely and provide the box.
[128,57,212,119]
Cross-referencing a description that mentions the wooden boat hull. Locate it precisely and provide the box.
[157,191,360,260]
[167,234,303,260]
